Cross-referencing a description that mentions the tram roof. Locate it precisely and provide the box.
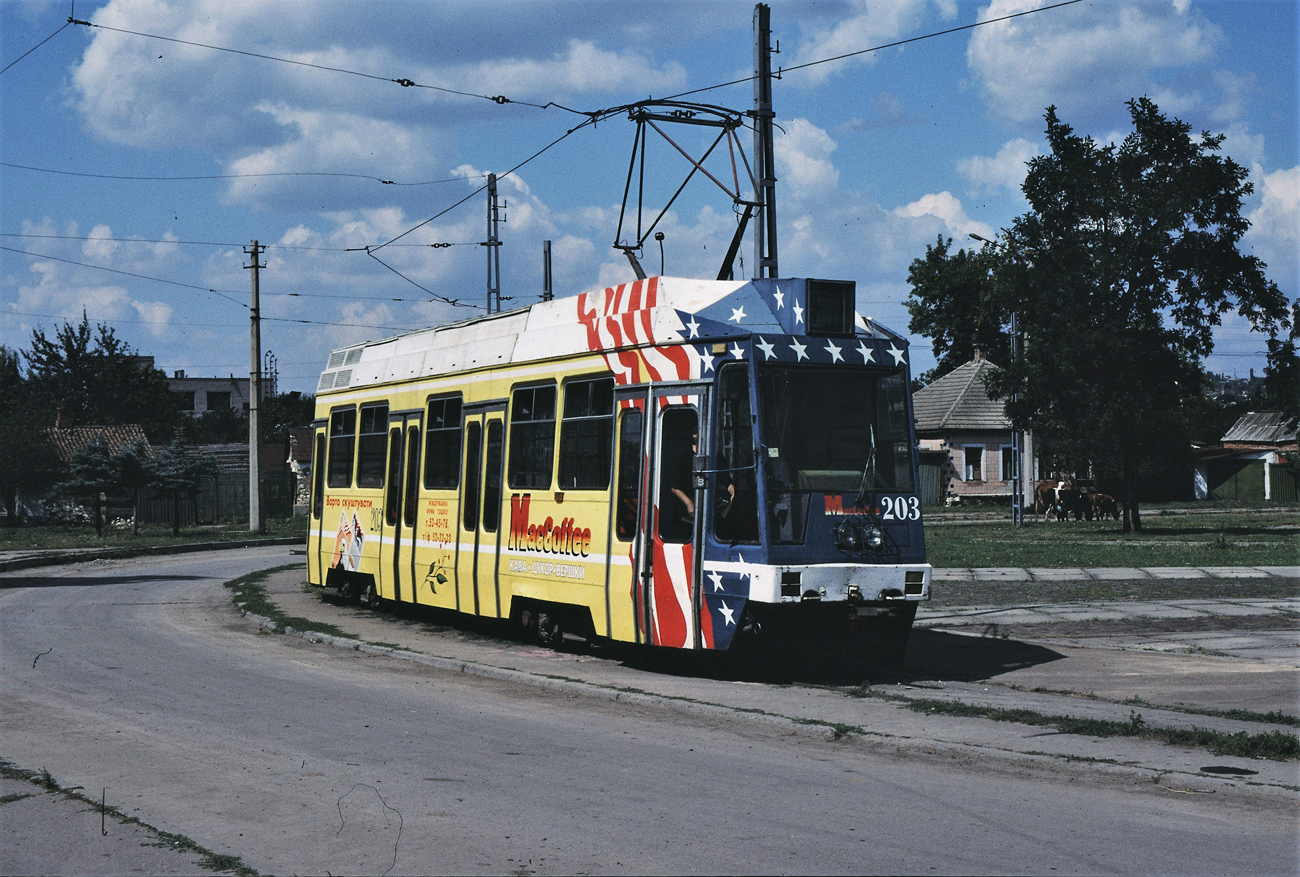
[316,275,905,394]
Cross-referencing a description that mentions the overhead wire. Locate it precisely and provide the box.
[64,16,568,111]
[0,161,474,187]
[0,20,71,75]
[1,232,475,251]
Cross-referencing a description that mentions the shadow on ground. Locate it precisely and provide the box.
[0,573,209,590]
[902,629,1065,682]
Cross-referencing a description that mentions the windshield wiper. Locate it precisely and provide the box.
[855,422,876,508]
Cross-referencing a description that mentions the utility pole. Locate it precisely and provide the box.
[484,173,503,313]
[245,240,266,534]
[542,240,553,302]
[752,2,779,279]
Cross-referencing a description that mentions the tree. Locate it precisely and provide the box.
[24,315,179,442]
[260,392,316,445]
[905,236,1009,385]
[114,439,155,536]
[152,435,218,536]
[908,98,1291,531]
[0,347,60,526]
[58,439,119,537]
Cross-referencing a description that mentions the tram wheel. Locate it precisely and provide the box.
[361,581,380,610]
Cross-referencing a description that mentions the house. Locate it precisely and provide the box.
[1194,411,1298,502]
[911,352,1036,504]
[167,370,253,416]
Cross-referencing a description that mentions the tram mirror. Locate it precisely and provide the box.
[692,454,708,489]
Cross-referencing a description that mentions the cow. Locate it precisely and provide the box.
[1054,486,1085,521]
[1087,492,1119,521]
[1033,481,1058,521]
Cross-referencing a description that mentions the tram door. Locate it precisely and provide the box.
[642,387,707,649]
[307,426,327,586]
[459,406,506,618]
[379,412,422,603]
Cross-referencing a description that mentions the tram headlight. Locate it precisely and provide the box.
[864,524,884,549]
[835,519,860,551]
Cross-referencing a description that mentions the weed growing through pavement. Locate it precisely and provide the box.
[900,698,1299,761]
[0,759,258,876]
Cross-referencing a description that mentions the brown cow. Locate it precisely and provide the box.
[1088,492,1119,521]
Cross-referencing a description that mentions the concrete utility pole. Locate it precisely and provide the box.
[752,2,779,279]
[484,174,502,313]
[245,240,266,534]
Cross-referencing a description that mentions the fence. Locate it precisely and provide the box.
[139,472,293,525]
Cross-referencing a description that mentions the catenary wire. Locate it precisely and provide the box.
[0,161,475,187]
[0,20,70,75]
[1,233,475,251]
[65,16,558,110]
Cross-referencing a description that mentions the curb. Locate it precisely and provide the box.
[0,537,302,573]
[232,605,1297,801]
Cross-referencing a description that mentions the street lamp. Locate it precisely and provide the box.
[970,232,1027,526]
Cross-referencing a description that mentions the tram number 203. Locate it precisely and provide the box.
[880,496,922,521]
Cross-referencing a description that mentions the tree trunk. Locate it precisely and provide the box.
[172,491,181,537]
[132,488,140,537]
[94,494,104,538]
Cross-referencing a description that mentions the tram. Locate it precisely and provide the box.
[305,275,930,666]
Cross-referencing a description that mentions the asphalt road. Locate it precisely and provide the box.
[1,548,1295,876]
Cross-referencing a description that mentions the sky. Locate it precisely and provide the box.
[2,0,1296,395]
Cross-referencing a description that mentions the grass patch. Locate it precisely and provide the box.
[0,759,259,876]
[903,698,1299,760]
[924,505,1299,568]
[225,565,357,641]
[0,516,307,552]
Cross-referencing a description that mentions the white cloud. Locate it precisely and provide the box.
[774,119,840,200]
[957,138,1039,194]
[893,192,995,242]
[785,0,930,83]
[454,40,687,97]
[1244,166,1299,281]
[967,0,1223,124]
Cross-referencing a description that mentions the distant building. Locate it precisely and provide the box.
[1194,411,1298,502]
[167,370,252,416]
[911,352,1035,505]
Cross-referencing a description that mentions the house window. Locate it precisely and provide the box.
[1001,447,1016,483]
[558,376,615,490]
[206,391,231,411]
[964,446,984,482]
[508,384,556,489]
[175,391,195,412]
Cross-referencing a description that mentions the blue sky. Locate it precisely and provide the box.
[2,0,1296,394]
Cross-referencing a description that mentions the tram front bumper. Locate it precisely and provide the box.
[752,563,931,605]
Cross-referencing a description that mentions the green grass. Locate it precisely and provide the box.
[931,576,1299,606]
[225,565,357,641]
[902,698,1300,761]
[924,505,1299,568]
[0,516,308,552]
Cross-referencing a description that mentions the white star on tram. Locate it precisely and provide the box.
[789,338,808,361]
[707,570,724,592]
[685,315,701,339]
[824,340,843,363]
[755,337,777,360]
[887,344,906,366]
[729,342,745,360]
[730,305,747,324]
[857,341,875,364]
[700,350,716,373]
[792,300,804,325]
[773,289,785,309]
[718,600,736,627]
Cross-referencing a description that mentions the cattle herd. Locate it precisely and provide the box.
[1033,479,1120,522]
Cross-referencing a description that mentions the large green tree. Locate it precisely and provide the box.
[24,315,179,442]
[0,347,60,526]
[906,236,1008,384]
[908,98,1291,531]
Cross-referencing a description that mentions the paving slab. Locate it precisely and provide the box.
[1141,567,1212,579]
[1083,567,1149,580]
[1199,566,1272,578]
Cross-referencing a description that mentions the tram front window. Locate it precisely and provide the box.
[758,365,914,544]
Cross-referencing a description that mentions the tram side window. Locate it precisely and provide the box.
[508,384,556,489]
[424,396,462,489]
[326,407,356,488]
[356,404,389,488]
[713,364,759,543]
[311,433,326,518]
[559,376,615,490]
[614,409,644,541]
